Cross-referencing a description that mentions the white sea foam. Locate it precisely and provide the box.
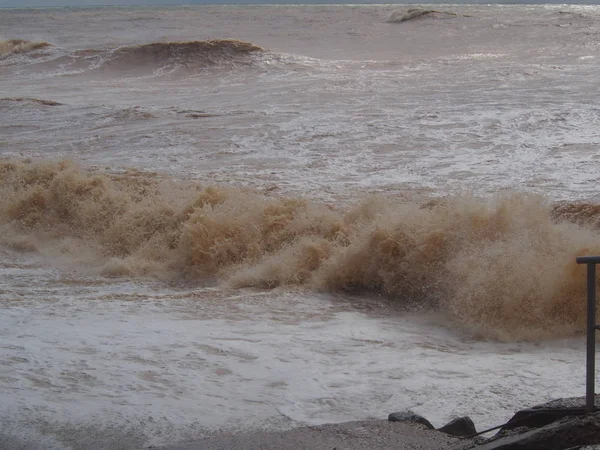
[0,252,586,448]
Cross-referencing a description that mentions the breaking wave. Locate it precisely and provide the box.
[2,39,266,76]
[0,97,63,107]
[387,8,460,24]
[0,39,52,57]
[2,160,600,341]
[104,39,264,72]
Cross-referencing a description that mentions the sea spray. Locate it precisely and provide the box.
[1,160,599,340]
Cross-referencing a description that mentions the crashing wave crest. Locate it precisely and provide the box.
[105,39,264,71]
[0,39,52,57]
[1,160,600,341]
[1,39,265,75]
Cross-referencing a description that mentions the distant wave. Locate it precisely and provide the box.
[0,39,52,57]
[3,160,600,341]
[2,39,266,76]
[105,39,264,72]
[0,97,62,107]
[557,11,589,19]
[1,38,369,78]
[387,8,461,24]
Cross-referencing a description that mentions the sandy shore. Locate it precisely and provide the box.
[148,420,469,450]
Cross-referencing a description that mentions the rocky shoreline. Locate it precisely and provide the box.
[149,396,600,450]
[457,395,600,450]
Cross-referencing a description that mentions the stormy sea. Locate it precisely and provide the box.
[1,3,600,449]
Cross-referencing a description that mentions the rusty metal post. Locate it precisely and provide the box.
[576,256,600,412]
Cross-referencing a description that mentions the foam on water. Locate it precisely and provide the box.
[0,250,587,449]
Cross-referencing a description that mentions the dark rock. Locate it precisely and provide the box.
[498,394,600,435]
[438,416,476,437]
[564,446,600,450]
[501,407,587,433]
[470,412,600,450]
[388,411,434,429]
[531,395,600,410]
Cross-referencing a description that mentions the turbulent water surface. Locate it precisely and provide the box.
[2,4,600,449]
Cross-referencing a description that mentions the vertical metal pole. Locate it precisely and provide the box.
[587,262,596,413]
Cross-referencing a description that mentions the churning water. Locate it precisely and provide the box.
[2,4,600,449]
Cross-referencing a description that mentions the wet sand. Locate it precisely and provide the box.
[149,420,468,450]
